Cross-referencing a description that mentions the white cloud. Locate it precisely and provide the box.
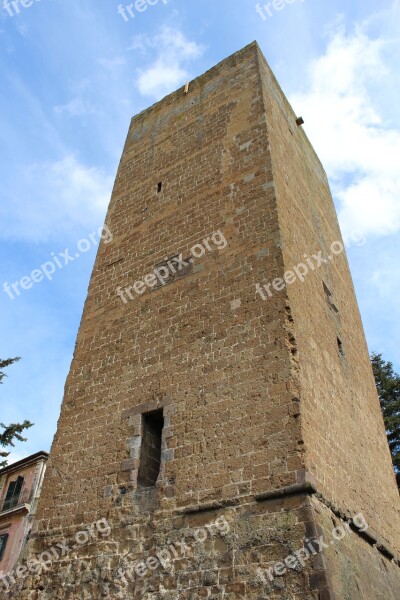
[137,60,188,98]
[0,155,113,242]
[290,8,400,243]
[131,25,204,99]
[54,97,95,117]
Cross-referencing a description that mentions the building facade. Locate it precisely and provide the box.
[0,452,48,577]
[7,42,400,598]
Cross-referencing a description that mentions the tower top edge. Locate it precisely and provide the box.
[129,40,263,124]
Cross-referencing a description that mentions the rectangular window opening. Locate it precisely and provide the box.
[138,409,164,488]
[157,182,163,193]
[0,534,9,561]
[337,337,345,357]
[3,476,24,511]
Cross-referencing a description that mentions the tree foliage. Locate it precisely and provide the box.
[0,357,33,467]
[371,353,400,481]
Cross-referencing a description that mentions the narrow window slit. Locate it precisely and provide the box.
[157,182,163,193]
[323,282,339,314]
[138,409,164,488]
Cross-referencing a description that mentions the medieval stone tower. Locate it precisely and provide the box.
[7,42,400,599]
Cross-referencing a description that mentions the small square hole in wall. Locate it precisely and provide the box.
[157,182,163,193]
[137,409,164,488]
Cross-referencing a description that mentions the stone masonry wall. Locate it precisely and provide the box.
[31,42,305,533]
[313,496,400,600]
[3,492,326,599]
[10,43,308,599]
[255,47,400,556]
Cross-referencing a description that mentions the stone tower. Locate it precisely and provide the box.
[6,42,400,599]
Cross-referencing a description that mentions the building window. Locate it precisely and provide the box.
[157,182,163,193]
[323,282,339,314]
[3,476,24,511]
[138,409,164,488]
[0,533,9,561]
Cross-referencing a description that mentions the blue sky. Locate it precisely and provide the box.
[1,0,399,462]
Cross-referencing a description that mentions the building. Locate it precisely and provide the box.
[9,42,400,598]
[0,452,48,576]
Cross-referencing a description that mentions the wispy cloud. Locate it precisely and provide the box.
[54,97,96,117]
[0,155,112,243]
[290,6,400,243]
[130,25,205,99]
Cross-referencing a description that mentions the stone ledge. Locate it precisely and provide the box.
[174,495,249,516]
[253,481,400,568]
[254,481,317,502]
[313,492,400,568]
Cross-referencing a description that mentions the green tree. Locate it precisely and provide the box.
[371,353,400,483]
[0,357,33,467]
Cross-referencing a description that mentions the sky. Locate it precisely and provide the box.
[0,0,399,463]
